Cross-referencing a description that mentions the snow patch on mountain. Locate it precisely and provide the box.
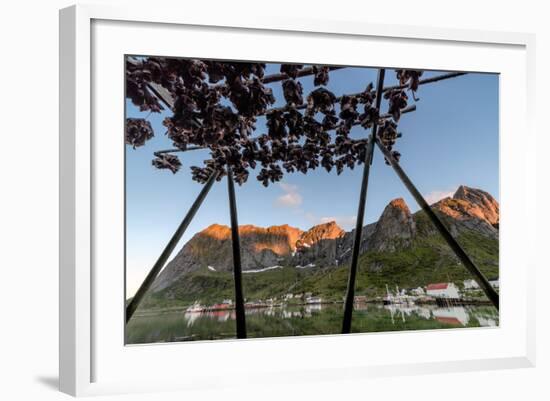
[242,265,282,274]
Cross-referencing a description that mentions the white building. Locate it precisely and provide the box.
[306,296,322,304]
[426,282,460,299]
[432,306,470,326]
[463,279,480,290]
[410,287,425,296]
[354,295,368,303]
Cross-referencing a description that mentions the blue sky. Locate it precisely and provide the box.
[125,63,499,297]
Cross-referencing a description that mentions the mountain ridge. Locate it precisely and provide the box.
[148,185,499,297]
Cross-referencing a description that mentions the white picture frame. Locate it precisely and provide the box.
[59,3,536,397]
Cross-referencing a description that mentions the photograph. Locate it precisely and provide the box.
[1,0,545,398]
[124,56,499,344]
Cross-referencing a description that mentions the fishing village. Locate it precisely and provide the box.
[180,278,500,315]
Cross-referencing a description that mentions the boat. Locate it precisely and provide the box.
[383,284,416,305]
[383,284,395,305]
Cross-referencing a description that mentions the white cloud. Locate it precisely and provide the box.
[275,183,355,229]
[425,188,456,205]
[274,183,303,208]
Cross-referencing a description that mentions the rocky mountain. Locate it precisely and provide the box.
[367,198,416,252]
[432,185,499,239]
[146,185,499,302]
[151,223,304,291]
[296,221,345,249]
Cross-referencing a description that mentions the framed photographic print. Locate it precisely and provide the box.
[59,4,536,397]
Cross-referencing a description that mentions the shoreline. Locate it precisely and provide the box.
[131,299,494,318]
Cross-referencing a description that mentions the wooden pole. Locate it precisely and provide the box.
[153,146,205,155]
[342,68,386,334]
[374,138,499,310]
[125,172,219,323]
[381,72,467,93]
[260,66,344,84]
[267,72,466,114]
[227,167,247,338]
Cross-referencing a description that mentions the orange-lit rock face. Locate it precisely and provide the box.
[388,198,409,211]
[196,222,351,256]
[296,221,345,249]
[199,223,232,240]
[242,224,304,256]
[197,223,304,256]
[434,185,499,231]
[450,185,499,226]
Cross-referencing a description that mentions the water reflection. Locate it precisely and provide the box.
[128,303,498,344]
[182,303,497,328]
[184,303,325,327]
[382,304,496,327]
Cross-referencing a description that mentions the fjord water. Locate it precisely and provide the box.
[126,304,499,344]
